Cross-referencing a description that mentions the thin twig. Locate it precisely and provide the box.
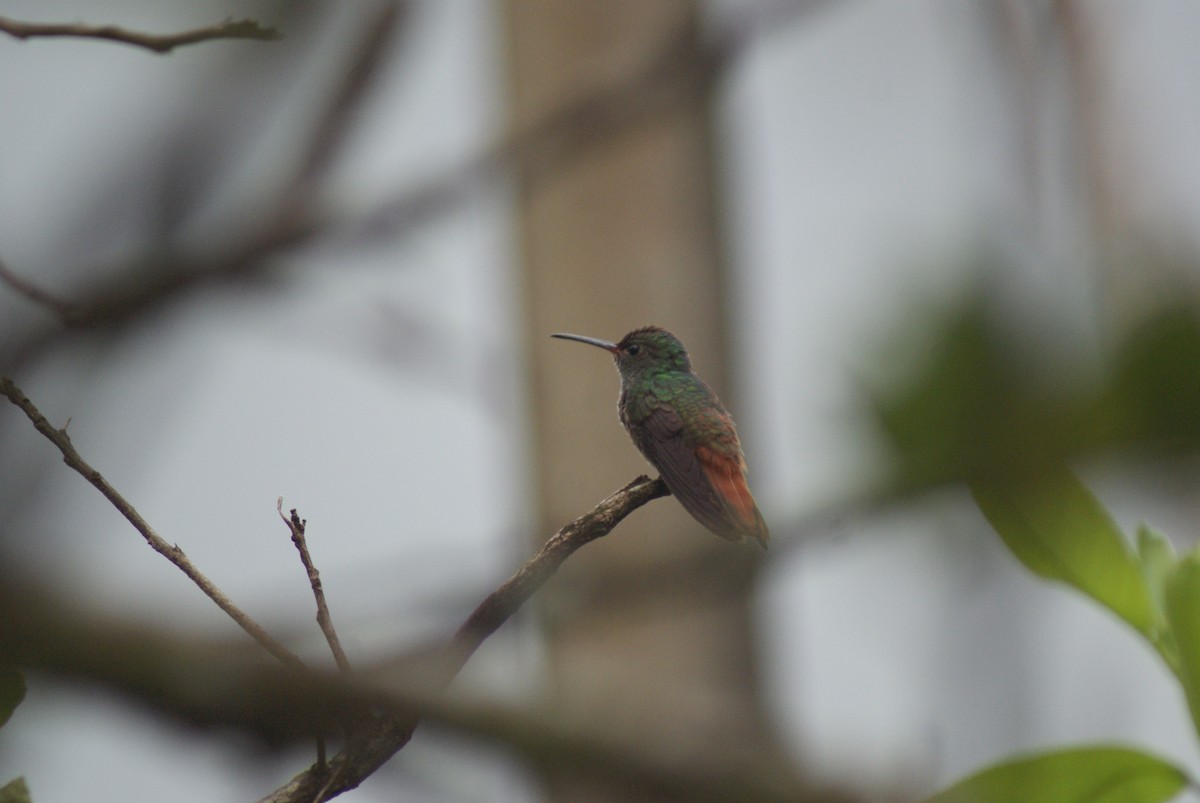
[0,15,279,54]
[0,376,305,670]
[278,499,352,674]
[259,475,671,803]
[276,499,347,781]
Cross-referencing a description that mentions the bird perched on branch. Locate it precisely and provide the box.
[552,326,769,549]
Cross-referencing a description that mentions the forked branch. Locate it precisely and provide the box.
[0,377,304,669]
[261,475,670,802]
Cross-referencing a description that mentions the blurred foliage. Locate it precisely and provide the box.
[1109,307,1200,452]
[0,777,29,803]
[0,667,23,728]
[880,289,1200,800]
[874,295,1200,490]
[924,745,1186,803]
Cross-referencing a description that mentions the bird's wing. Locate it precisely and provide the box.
[630,404,745,541]
[695,445,769,547]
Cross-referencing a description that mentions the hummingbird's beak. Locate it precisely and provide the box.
[551,332,619,353]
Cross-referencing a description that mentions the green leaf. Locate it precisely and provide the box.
[924,745,1188,803]
[0,777,30,803]
[1137,525,1180,673]
[1139,525,1178,614]
[972,468,1155,639]
[1164,551,1200,740]
[0,668,24,728]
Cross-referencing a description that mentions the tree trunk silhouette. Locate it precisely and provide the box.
[507,1,777,798]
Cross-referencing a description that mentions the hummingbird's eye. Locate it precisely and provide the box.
[626,344,641,356]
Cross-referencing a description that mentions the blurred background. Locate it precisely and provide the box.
[3,1,1200,800]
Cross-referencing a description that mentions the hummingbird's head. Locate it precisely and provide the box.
[613,326,692,375]
[550,326,692,378]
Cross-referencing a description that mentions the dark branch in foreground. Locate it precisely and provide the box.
[0,15,279,54]
[0,578,861,803]
[0,377,304,669]
[260,475,671,803]
[0,257,74,317]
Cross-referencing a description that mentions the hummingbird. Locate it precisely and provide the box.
[552,326,769,549]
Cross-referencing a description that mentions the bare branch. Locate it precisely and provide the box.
[442,476,670,676]
[0,14,279,54]
[261,475,671,802]
[278,499,352,674]
[291,4,409,192]
[1,2,820,371]
[0,376,305,670]
[0,214,317,371]
[0,392,672,797]
[0,257,74,317]
[0,5,401,372]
